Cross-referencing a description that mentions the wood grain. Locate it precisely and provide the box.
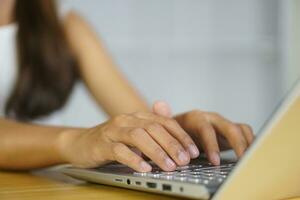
[0,169,177,200]
[0,169,299,200]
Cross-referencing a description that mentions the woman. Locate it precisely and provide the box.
[0,0,254,172]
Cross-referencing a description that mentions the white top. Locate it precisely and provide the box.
[0,5,76,125]
[0,4,106,127]
[0,23,17,117]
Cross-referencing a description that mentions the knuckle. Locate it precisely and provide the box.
[188,110,209,122]
[227,127,248,147]
[146,122,161,130]
[153,147,166,160]
[166,140,181,151]
[226,125,242,136]
[167,139,178,147]
[129,128,145,139]
[164,118,177,127]
[182,134,193,143]
[209,112,221,118]
[198,124,212,134]
[187,109,202,119]
[242,124,253,132]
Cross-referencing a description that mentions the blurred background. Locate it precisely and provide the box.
[47,0,300,134]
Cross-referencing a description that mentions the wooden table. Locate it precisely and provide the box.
[0,169,176,200]
[0,169,299,200]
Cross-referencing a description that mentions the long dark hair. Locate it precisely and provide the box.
[5,0,78,121]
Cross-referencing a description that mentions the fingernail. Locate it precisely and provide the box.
[188,144,199,158]
[210,152,220,165]
[140,161,152,172]
[165,157,176,169]
[178,151,189,163]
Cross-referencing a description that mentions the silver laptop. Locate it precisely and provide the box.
[60,79,300,200]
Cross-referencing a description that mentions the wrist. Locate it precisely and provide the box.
[55,127,87,164]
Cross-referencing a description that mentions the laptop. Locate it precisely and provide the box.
[60,79,300,200]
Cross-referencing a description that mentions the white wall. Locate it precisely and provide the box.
[281,0,300,89]
[55,0,292,133]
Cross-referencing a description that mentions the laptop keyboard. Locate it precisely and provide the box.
[133,162,235,187]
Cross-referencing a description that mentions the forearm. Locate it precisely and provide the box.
[0,118,84,170]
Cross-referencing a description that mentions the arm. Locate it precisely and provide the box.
[63,12,149,117]
[0,118,81,170]
[0,113,199,172]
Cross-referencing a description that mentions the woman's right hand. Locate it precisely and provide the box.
[59,112,199,172]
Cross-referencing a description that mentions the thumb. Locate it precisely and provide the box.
[152,100,172,118]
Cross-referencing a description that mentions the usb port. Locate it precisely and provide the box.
[162,184,172,191]
[114,178,123,182]
[146,182,157,189]
[135,181,141,185]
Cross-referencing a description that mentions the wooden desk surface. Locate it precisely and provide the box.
[0,169,176,200]
[0,170,299,200]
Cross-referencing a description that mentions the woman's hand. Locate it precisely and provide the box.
[59,112,200,172]
[153,101,255,166]
[59,102,254,173]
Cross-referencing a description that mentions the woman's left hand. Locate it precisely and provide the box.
[153,101,254,165]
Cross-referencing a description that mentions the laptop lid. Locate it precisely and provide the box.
[213,79,300,200]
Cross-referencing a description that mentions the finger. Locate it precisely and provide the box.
[208,113,248,158]
[122,128,177,171]
[130,147,143,157]
[195,121,220,165]
[134,112,199,159]
[111,143,152,172]
[237,123,255,145]
[145,123,190,166]
[152,100,173,117]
